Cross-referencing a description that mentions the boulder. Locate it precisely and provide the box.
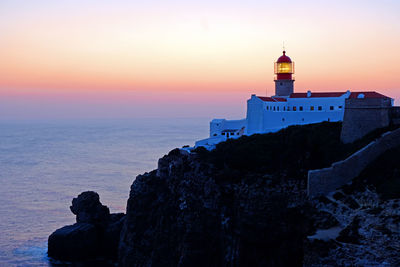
[48,223,99,260]
[336,216,362,244]
[70,191,110,226]
[48,191,125,262]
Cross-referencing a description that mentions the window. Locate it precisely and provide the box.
[273,106,276,111]
[330,106,334,110]
[267,106,269,110]
[299,106,303,111]
[318,106,322,111]
[284,107,286,111]
[293,106,297,111]
[339,106,343,109]
[222,132,225,135]
[280,82,283,85]
[282,118,285,121]
[310,106,314,111]
[277,106,279,111]
[302,118,304,121]
[213,134,217,136]
[328,118,330,122]
[287,107,291,111]
[237,132,240,135]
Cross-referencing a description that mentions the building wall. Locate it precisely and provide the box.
[210,119,225,137]
[261,97,346,133]
[246,95,264,134]
[308,127,400,197]
[210,119,246,137]
[340,98,392,144]
[205,94,395,151]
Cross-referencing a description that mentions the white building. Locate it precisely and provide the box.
[194,51,391,150]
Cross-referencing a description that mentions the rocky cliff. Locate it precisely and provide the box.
[48,191,125,262]
[49,122,400,266]
[119,148,313,266]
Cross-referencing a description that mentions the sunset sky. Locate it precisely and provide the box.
[1,0,399,119]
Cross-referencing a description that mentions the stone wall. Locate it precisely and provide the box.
[340,98,392,144]
[391,107,400,125]
[308,127,400,197]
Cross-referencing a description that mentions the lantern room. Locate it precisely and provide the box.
[274,51,294,80]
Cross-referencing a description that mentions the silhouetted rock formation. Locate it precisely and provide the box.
[48,223,99,260]
[118,149,312,266]
[48,122,400,266]
[117,123,400,266]
[48,191,125,261]
[70,191,110,225]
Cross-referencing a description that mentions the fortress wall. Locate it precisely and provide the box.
[308,127,400,197]
[340,98,392,144]
[391,107,400,125]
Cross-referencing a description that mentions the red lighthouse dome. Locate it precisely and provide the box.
[276,51,292,63]
[274,50,294,80]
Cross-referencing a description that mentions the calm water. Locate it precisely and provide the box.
[0,118,209,266]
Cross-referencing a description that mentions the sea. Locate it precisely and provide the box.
[0,118,209,266]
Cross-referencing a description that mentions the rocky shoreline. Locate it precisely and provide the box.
[48,123,400,266]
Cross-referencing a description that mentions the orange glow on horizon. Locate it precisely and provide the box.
[1,0,399,118]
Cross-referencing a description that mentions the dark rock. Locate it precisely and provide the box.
[367,207,383,215]
[342,196,360,209]
[333,192,360,209]
[304,238,339,265]
[119,150,311,267]
[48,191,125,262]
[316,195,338,207]
[312,210,339,229]
[332,192,345,201]
[373,224,392,236]
[70,191,110,226]
[49,123,400,266]
[48,223,99,260]
[336,216,362,244]
[103,213,125,259]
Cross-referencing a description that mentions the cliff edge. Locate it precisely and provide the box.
[48,122,400,266]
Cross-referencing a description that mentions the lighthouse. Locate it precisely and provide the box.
[193,50,393,150]
[274,51,294,97]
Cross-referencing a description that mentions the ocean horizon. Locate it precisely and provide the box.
[0,117,209,266]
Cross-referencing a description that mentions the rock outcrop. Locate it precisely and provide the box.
[305,189,400,266]
[70,191,110,225]
[48,122,400,266]
[48,191,125,261]
[305,145,400,266]
[118,149,314,266]
[116,123,400,266]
